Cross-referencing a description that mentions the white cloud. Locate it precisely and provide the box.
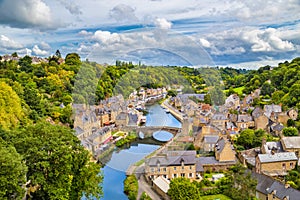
[199,38,211,48]
[39,42,51,50]
[17,48,32,56]
[109,4,138,22]
[0,0,55,29]
[242,28,295,52]
[32,45,49,56]
[92,30,121,44]
[56,0,82,15]
[78,30,93,36]
[0,35,23,49]
[154,18,172,29]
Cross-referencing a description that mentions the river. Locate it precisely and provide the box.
[100,104,181,200]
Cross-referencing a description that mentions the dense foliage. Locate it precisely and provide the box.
[124,175,138,200]
[168,178,202,200]
[1,122,103,199]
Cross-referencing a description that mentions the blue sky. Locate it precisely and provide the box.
[0,0,299,69]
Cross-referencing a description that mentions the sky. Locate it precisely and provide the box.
[0,0,299,69]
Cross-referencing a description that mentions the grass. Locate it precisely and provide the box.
[201,194,232,200]
[224,86,245,95]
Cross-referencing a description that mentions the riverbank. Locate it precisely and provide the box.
[161,99,183,122]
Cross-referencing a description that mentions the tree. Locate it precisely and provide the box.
[222,164,257,200]
[10,122,103,199]
[140,192,152,200]
[11,52,18,57]
[287,119,296,127]
[65,53,81,66]
[0,82,24,130]
[261,82,275,96]
[167,90,177,97]
[124,175,138,200]
[168,178,201,200]
[236,129,255,149]
[0,138,27,200]
[283,127,298,136]
[55,50,62,58]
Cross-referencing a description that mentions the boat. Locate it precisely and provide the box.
[165,109,170,113]
[138,131,145,139]
[140,116,147,124]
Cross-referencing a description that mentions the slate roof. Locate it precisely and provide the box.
[258,152,298,163]
[74,126,84,136]
[211,113,228,120]
[281,137,300,149]
[254,173,300,200]
[252,107,264,119]
[271,123,284,132]
[196,156,236,172]
[216,138,227,153]
[264,104,282,118]
[237,114,253,122]
[147,151,196,167]
[204,136,219,144]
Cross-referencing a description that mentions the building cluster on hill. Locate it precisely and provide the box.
[72,88,168,158]
[144,89,299,200]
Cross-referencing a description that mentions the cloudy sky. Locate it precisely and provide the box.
[0,0,299,68]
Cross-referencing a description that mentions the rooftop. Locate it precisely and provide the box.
[258,152,298,163]
[281,137,300,149]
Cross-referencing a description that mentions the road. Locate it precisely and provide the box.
[137,175,163,200]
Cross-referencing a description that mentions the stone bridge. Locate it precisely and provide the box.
[121,126,181,138]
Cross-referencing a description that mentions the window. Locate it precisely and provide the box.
[290,163,294,168]
[173,174,177,178]
[282,163,286,169]
[174,167,176,170]
[158,168,160,172]
[182,166,184,170]
[163,175,167,178]
[163,168,167,172]
[189,173,193,178]
[151,168,154,172]
[189,166,192,170]
[181,173,185,177]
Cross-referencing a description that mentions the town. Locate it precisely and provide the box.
[73,83,300,200]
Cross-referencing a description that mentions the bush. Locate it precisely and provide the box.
[140,192,152,200]
[124,175,138,200]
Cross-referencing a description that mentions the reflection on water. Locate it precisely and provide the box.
[99,104,181,200]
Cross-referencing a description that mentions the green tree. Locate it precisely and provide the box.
[10,122,103,199]
[168,178,202,200]
[283,127,298,136]
[236,129,255,149]
[140,192,152,200]
[0,82,24,130]
[287,119,296,127]
[167,90,178,97]
[0,138,27,200]
[65,53,81,66]
[124,175,138,200]
[261,82,275,96]
[223,164,257,200]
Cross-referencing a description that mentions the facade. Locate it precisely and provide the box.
[236,114,255,131]
[215,138,236,162]
[255,152,298,176]
[254,173,300,200]
[210,113,228,130]
[145,151,198,181]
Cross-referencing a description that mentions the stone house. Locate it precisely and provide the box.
[145,151,198,181]
[115,112,129,127]
[236,114,255,131]
[281,136,300,156]
[215,137,236,162]
[255,152,298,176]
[210,113,228,131]
[254,173,300,200]
[225,94,240,109]
[202,135,219,152]
[252,107,269,131]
